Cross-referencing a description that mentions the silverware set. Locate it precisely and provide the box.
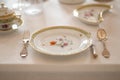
[19,7,110,59]
[97,11,110,58]
[90,11,110,58]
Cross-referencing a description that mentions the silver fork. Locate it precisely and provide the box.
[20,30,30,58]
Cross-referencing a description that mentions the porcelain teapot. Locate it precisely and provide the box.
[0,2,22,31]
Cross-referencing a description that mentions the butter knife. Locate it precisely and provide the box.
[90,44,98,58]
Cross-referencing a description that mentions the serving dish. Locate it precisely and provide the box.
[30,26,92,56]
[73,4,112,25]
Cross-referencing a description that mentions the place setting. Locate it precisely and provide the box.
[20,26,92,58]
[0,1,112,59]
[0,1,120,79]
[19,2,112,59]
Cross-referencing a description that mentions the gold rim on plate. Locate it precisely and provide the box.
[73,4,112,25]
[29,26,92,56]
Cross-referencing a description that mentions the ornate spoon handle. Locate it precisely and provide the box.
[101,40,110,58]
[97,28,110,58]
[20,30,30,58]
[20,41,29,58]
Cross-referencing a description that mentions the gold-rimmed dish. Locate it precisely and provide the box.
[29,26,92,56]
[73,4,112,25]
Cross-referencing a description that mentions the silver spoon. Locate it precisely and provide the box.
[97,28,110,58]
[97,12,110,58]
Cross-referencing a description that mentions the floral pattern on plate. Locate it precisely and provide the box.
[73,4,112,25]
[30,26,92,56]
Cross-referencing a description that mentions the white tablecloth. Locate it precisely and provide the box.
[0,0,120,80]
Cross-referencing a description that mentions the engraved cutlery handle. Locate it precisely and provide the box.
[90,44,98,58]
[20,30,30,58]
[101,40,110,58]
[20,40,29,58]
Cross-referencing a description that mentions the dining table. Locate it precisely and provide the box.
[0,0,120,80]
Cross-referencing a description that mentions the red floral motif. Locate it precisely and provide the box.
[2,24,8,29]
[84,9,95,18]
[48,35,73,48]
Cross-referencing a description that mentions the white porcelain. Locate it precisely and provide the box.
[59,0,85,4]
[0,17,23,31]
[73,4,112,25]
[0,2,14,18]
[0,3,22,31]
[30,26,92,56]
